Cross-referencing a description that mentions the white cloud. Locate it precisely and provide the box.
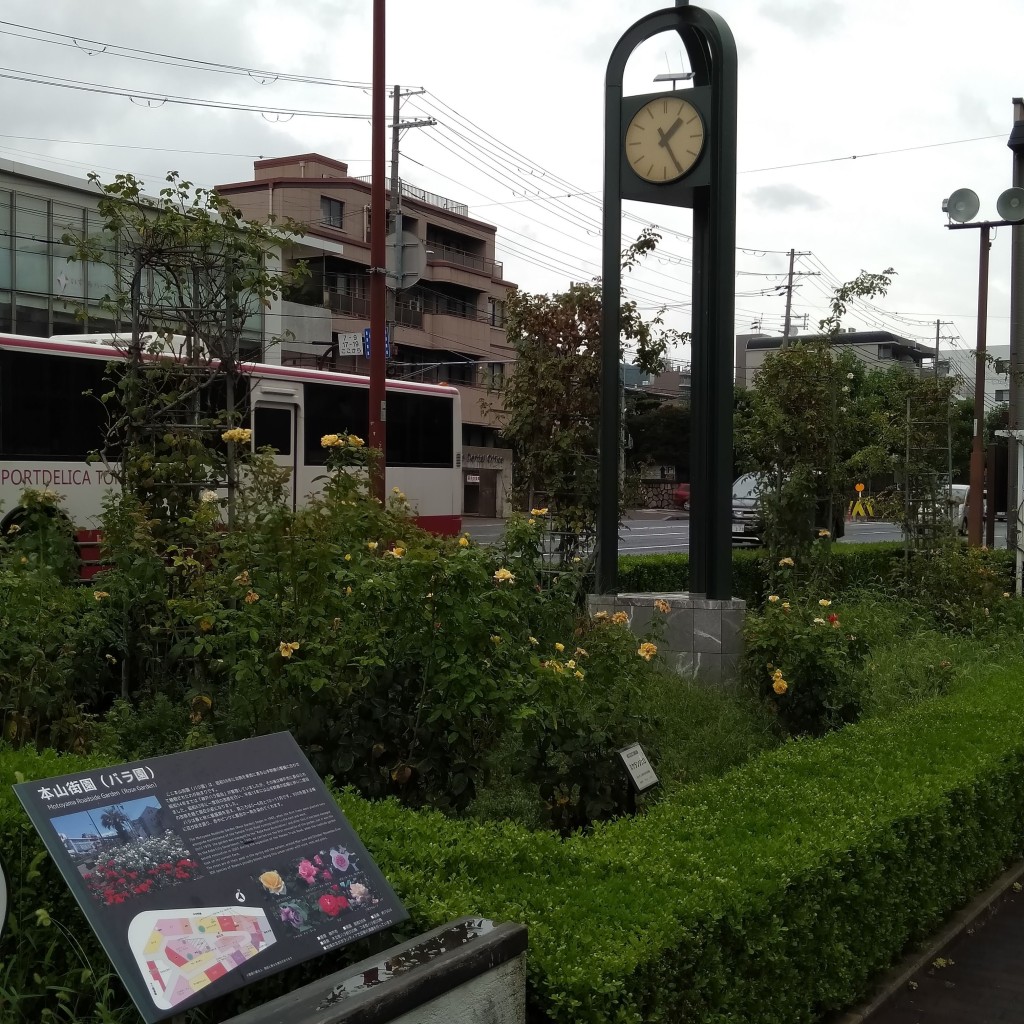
[749,184,826,212]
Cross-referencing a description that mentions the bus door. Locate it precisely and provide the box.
[251,400,299,510]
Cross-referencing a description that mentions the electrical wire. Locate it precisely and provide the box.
[0,65,372,119]
[0,20,380,90]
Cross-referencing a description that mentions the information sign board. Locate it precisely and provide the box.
[0,854,7,940]
[13,733,407,1022]
[333,331,362,356]
[617,742,659,793]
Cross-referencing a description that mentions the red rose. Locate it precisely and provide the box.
[318,894,347,917]
[828,613,839,624]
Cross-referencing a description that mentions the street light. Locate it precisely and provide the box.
[943,185,1024,546]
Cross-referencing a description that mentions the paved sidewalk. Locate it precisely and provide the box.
[834,863,1024,1024]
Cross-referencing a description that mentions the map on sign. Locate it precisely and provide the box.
[128,907,276,1011]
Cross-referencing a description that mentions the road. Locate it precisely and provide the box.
[462,515,1010,554]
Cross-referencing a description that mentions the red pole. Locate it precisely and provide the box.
[968,224,991,547]
[368,0,387,501]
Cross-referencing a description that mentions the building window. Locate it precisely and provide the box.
[320,196,344,229]
[488,298,506,327]
[447,359,473,385]
[996,389,1010,404]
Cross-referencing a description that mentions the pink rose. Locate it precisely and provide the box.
[297,859,317,884]
[330,848,350,872]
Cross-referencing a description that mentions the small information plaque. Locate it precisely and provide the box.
[617,742,659,793]
[0,854,8,940]
[14,732,407,1023]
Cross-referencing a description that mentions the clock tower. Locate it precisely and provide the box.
[597,2,737,602]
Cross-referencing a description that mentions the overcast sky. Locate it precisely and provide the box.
[2,0,1022,374]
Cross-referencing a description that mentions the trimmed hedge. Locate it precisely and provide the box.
[5,656,1024,1022]
[619,542,1015,602]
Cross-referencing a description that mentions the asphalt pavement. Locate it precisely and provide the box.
[458,512,973,553]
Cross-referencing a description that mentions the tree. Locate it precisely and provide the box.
[491,229,685,545]
[735,269,895,557]
[99,805,133,845]
[63,172,308,530]
[626,401,691,478]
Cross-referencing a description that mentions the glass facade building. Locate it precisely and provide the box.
[0,165,264,353]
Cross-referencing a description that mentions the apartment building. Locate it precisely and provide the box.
[216,154,517,515]
[735,329,946,389]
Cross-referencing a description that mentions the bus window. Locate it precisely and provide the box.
[0,349,108,460]
[253,406,293,455]
[303,381,369,466]
[387,392,453,468]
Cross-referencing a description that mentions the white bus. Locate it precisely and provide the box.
[0,333,462,569]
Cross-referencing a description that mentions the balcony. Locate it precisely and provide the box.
[355,176,469,217]
[427,243,503,280]
[324,289,423,329]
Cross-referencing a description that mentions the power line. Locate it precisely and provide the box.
[0,65,372,119]
[740,133,1007,175]
[0,132,265,159]
[0,21,380,90]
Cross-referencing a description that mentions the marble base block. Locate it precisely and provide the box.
[587,592,746,684]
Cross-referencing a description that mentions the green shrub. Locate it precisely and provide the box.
[8,655,1024,1024]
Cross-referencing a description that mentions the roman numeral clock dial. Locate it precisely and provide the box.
[625,96,705,183]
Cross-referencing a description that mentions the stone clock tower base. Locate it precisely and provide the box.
[586,592,746,684]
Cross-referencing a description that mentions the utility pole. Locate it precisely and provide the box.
[777,249,816,347]
[387,86,433,330]
[1006,97,1024,562]
[369,0,387,502]
[781,248,796,341]
[968,226,992,547]
[933,319,953,378]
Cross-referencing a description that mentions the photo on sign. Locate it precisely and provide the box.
[127,905,277,1012]
[253,844,384,935]
[51,797,203,907]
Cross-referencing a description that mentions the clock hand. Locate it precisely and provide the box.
[658,135,685,175]
[657,117,684,147]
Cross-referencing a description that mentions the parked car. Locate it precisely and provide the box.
[672,482,690,510]
[730,474,847,547]
[731,474,763,546]
[958,486,990,535]
[947,484,969,532]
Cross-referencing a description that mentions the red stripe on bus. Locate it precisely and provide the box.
[0,335,458,396]
[413,515,461,536]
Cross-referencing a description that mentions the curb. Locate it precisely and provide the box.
[827,858,1024,1023]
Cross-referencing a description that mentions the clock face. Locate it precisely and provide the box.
[625,96,705,184]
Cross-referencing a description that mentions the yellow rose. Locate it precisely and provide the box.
[637,642,658,661]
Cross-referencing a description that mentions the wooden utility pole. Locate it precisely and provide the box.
[369,0,387,501]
